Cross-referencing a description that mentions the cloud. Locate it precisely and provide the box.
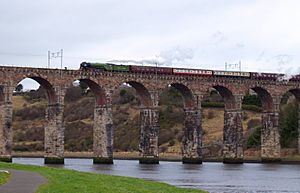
[1,0,300,88]
[211,30,227,45]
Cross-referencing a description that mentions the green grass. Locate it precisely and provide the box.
[0,162,207,193]
[0,171,10,185]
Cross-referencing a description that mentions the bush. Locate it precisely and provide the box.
[168,140,175,147]
[64,121,93,151]
[159,87,183,107]
[242,94,262,107]
[242,104,262,112]
[247,126,261,148]
[64,97,94,122]
[202,102,224,108]
[279,101,298,148]
[119,89,127,97]
[23,86,47,102]
[65,86,82,102]
[247,119,261,130]
[14,105,46,120]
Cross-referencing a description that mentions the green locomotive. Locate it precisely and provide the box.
[80,62,129,72]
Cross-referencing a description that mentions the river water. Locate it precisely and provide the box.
[13,158,300,193]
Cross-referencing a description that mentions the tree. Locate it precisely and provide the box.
[279,100,298,148]
[15,84,23,92]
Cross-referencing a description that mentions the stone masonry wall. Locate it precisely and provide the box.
[182,108,202,159]
[261,112,281,160]
[223,110,243,162]
[139,108,159,158]
[93,106,113,159]
[44,104,64,159]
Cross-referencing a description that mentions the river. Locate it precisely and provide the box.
[13,158,300,193]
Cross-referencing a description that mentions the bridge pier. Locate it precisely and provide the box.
[93,105,113,164]
[44,103,65,164]
[0,99,13,162]
[223,109,244,164]
[298,105,300,155]
[261,111,281,162]
[0,86,15,163]
[139,107,159,164]
[182,108,202,164]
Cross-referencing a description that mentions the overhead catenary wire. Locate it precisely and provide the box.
[0,51,107,61]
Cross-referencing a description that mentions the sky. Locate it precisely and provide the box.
[1,0,300,90]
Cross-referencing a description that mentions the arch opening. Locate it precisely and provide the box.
[28,77,56,104]
[63,79,104,154]
[126,81,152,107]
[213,85,236,110]
[156,83,198,160]
[242,88,264,158]
[157,84,187,155]
[279,89,300,155]
[12,77,57,154]
[110,81,151,156]
[251,87,274,112]
[201,85,237,159]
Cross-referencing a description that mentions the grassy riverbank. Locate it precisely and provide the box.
[0,162,207,193]
[0,171,10,185]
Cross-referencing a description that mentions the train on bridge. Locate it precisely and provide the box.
[80,62,300,81]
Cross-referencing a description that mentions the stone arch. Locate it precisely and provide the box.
[205,84,243,163]
[244,86,280,162]
[212,85,236,109]
[158,82,201,163]
[78,78,106,106]
[16,76,57,104]
[169,83,195,108]
[125,81,152,107]
[65,78,113,164]
[251,86,274,112]
[287,89,300,101]
[111,80,156,163]
[13,76,64,163]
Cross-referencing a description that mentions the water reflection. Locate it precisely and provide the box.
[13,158,300,193]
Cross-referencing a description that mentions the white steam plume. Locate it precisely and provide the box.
[273,54,296,81]
[108,46,194,67]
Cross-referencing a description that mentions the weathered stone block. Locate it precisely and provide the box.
[139,108,159,159]
[261,112,281,160]
[181,109,202,161]
[93,106,113,159]
[223,110,244,162]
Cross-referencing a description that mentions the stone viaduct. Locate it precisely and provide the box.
[0,66,299,164]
